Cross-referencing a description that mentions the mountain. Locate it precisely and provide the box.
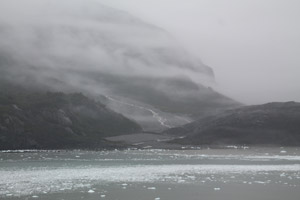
[165,102,300,146]
[0,0,240,131]
[0,82,142,150]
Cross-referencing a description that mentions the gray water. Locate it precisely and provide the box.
[1,147,300,200]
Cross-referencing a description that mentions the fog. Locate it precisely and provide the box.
[1,0,299,105]
[0,0,214,91]
[100,0,300,104]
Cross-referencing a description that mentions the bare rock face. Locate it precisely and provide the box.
[167,102,300,146]
[41,109,73,126]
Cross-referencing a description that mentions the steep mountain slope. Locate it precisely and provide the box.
[0,83,141,150]
[0,0,239,130]
[166,102,300,146]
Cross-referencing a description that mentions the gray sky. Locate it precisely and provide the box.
[100,0,300,104]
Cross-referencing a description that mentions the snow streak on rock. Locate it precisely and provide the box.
[104,95,171,128]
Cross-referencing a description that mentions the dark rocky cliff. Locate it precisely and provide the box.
[0,84,142,150]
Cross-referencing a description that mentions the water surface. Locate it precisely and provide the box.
[1,147,300,200]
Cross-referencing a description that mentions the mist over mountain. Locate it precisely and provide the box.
[0,0,213,85]
[0,0,239,131]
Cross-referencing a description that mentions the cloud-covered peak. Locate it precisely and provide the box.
[0,0,214,85]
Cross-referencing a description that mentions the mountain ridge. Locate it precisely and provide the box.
[165,102,300,146]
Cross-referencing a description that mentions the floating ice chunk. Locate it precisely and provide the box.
[121,183,128,186]
[88,189,95,193]
[6,194,13,197]
[254,181,265,184]
[187,175,196,180]
[32,195,39,198]
[214,188,220,191]
[155,198,161,200]
[226,145,238,149]
[75,156,80,158]
[147,187,156,190]
[100,194,106,198]
[280,150,287,154]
